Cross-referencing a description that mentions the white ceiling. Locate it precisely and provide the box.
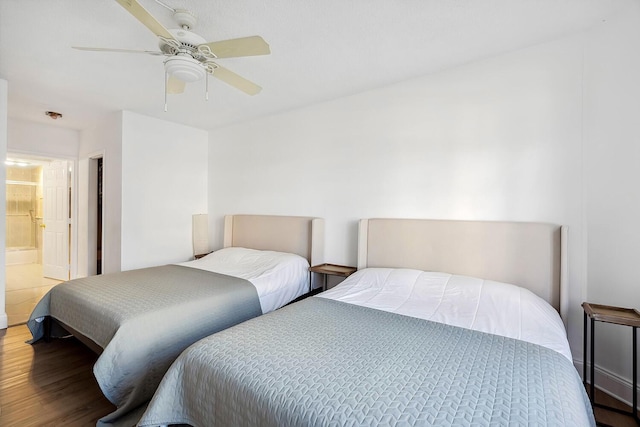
[0,0,633,132]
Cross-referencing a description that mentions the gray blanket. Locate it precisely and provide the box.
[27,265,262,426]
[139,297,595,427]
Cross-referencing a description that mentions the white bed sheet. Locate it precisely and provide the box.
[180,247,309,313]
[319,268,572,361]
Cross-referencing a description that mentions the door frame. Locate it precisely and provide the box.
[5,151,77,279]
[86,151,104,276]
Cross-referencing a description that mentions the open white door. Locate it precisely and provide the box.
[43,160,70,280]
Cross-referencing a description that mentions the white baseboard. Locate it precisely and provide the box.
[0,312,7,329]
[575,358,638,408]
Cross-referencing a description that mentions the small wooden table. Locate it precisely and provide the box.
[582,302,640,425]
[309,263,357,291]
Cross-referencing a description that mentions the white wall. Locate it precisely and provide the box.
[0,96,80,327]
[8,118,79,158]
[1,105,83,327]
[79,112,123,274]
[7,117,81,278]
[584,3,640,401]
[121,111,208,270]
[2,107,207,324]
[208,5,640,403]
[210,34,586,350]
[78,111,208,275]
[0,79,8,329]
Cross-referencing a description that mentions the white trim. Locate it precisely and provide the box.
[86,150,105,277]
[69,159,78,280]
[0,79,7,330]
[575,358,638,409]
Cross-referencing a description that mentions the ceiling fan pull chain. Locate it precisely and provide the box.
[205,73,209,101]
[164,71,169,112]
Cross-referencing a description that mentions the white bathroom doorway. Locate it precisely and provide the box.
[4,154,73,325]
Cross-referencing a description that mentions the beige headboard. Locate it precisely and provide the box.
[358,218,567,319]
[223,214,324,266]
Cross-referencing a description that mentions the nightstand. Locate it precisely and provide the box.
[309,263,357,291]
[582,302,640,425]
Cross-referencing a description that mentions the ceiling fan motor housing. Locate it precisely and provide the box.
[161,28,210,82]
[164,54,206,82]
[173,29,206,47]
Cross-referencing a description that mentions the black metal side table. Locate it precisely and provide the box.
[582,302,640,426]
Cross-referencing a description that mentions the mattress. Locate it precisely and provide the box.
[180,246,310,313]
[319,268,571,360]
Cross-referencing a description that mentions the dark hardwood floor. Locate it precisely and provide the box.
[1,323,638,426]
[589,386,640,427]
[0,324,114,426]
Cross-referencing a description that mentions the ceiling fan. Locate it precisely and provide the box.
[74,0,270,105]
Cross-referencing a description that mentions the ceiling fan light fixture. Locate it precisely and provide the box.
[164,55,206,82]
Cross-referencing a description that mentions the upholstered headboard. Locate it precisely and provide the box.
[358,218,567,319]
[223,214,324,266]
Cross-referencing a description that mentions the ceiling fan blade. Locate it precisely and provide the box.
[167,75,186,94]
[200,36,270,59]
[114,0,175,40]
[73,46,164,56]
[210,64,262,95]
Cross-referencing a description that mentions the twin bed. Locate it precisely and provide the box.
[28,216,595,426]
[27,214,324,426]
[136,218,594,426]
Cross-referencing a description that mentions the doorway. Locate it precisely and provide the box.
[96,157,102,275]
[4,155,72,326]
[86,154,103,277]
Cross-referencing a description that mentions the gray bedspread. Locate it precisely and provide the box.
[27,265,262,426]
[139,297,595,427]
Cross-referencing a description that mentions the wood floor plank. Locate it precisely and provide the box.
[0,324,115,426]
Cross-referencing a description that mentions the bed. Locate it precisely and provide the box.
[26,214,324,427]
[138,218,594,427]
